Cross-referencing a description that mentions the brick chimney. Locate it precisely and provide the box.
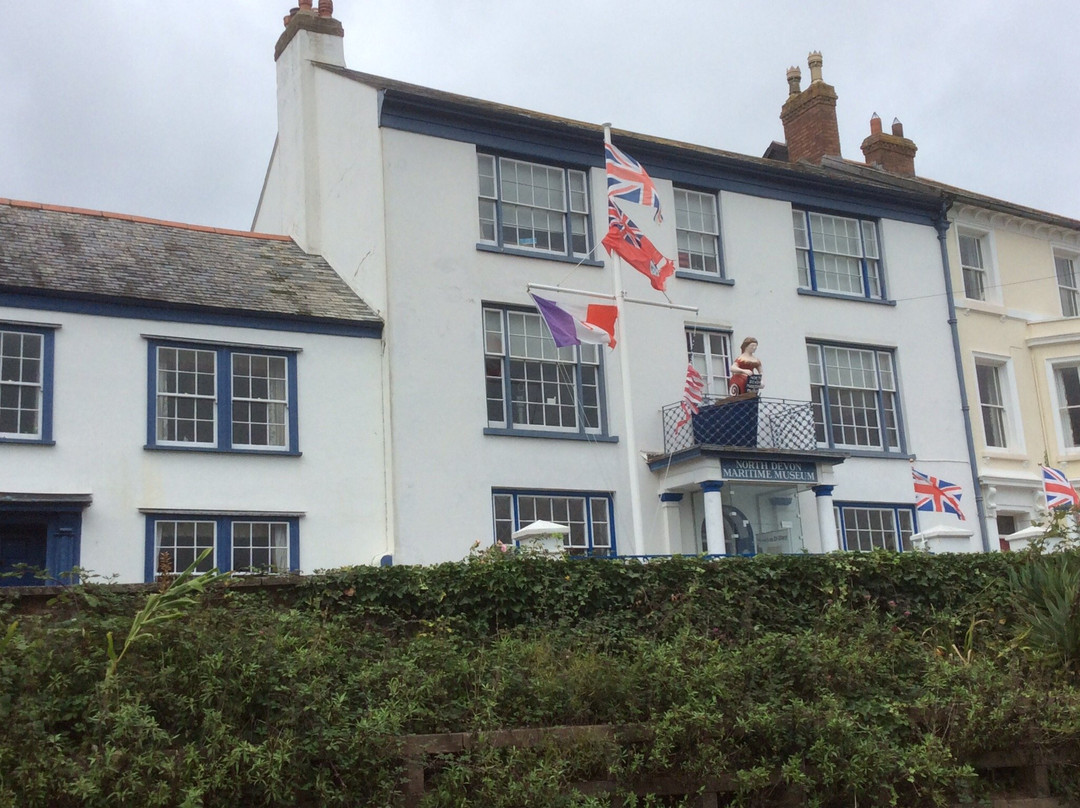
[860,114,918,175]
[276,0,344,62]
[780,52,842,164]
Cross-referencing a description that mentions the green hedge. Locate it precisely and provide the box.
[0,551,1077,808]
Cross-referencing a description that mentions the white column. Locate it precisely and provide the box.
[702,480,726,555]
[659,493,683,555]
[813,484,840,552]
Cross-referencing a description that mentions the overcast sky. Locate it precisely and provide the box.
[2,2,1077,232]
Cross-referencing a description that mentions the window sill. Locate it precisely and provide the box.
[484,427,618,443]
[957,298,1007,315]
[675,270,734,286]
[822,447,909,459]
[979,449,1029,462]
[145,445,302,457]
[0,437,54,446]
[476,242,604,268]
[797,288,896,306]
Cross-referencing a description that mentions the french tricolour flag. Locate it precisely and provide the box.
[531,294,618,349]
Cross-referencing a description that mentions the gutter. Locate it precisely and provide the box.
[935,199,990,551]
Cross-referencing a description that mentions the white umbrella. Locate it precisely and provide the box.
[511,520,570,555]
[511,520,570,540]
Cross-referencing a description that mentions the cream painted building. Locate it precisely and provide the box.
[821,116,1080,551]
[945,198,1080,548]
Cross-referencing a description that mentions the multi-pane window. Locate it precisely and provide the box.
[1055,252,1079,317]
[675,189,721,276]
[834,505,915,552]
[478,154,590,258]
[231,354,288,448]
[146,515,298,580]
[154,520,216,574]
[807,343,901,452]
[149,341,297,452]
[685,328,731,398]
[1054,363,1080,448]
[0,328,49,440]
[958,231,990,301]
[156,347,216,445]
[975,360,1009,448]
[492,490,614,556]
[484,306,602,435]
[793,210,882,298]
[232,521,290,573]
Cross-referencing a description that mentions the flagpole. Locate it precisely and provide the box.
[604,123,648,557]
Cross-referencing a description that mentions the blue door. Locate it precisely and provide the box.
[0,522,49,586]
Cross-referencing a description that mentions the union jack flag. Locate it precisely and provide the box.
[605,142,663,222]
[601,201,675,292]
[674,363,705,431]
[912,469,965,520]
[1042,465,1080,510]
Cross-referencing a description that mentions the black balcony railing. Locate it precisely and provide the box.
[661,395,818,455]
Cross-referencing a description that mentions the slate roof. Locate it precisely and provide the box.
[0,200,382,328]
[315,63,944,214]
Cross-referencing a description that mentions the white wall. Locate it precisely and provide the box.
[371,127,978,561]
[0,306,387,581]
[253,33,979,560]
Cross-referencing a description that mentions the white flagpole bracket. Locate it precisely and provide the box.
[623,295,698,313]
[527,283,616,301]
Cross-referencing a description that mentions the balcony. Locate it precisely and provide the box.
[660,395,819,455]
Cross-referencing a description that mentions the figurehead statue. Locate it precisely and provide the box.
[728,336,763,396]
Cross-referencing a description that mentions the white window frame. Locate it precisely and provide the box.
[231,520,291,574]
[492,489,615,556]
[1050,358,1080,453]
[834,504,916,552]
[1054,249,1080,318]
[477,153,591,259]
[972,353,1022,452]
[674,188,722,277]
[793,209,884,299]
[154,519,217,575]
[483,305,604,436]
[956,227,997,303]
[230,353,289,450]
[155,346,218,447]
[0,328,47,441]
[685,327,731,399]
[807,342,903,453]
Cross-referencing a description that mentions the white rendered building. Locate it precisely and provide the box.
[253,7,984,562]
[0,200,387,584]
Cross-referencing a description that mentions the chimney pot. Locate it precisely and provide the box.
[299,0,312,9]
[779,52,840,165]
[786,66,802,97]
[318,0,334,16]
[869,113,881,135]
[891,118,904,137]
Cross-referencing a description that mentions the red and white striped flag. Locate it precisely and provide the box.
[675,363,705,430]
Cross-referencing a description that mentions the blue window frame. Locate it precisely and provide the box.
[807,342,904,454]
[144,514,300,580]
[0,324,55,444]
[793,209,885,300]
[674,187,726,281]
[483,305,610,440]
[834,503,916,552]
[146,340,299,453]
[492,489,615,556]
[477,153,593,261]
